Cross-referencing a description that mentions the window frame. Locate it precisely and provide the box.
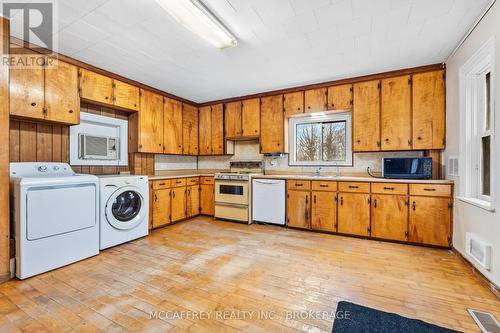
[458,37,495,209]
[289,111,352,166]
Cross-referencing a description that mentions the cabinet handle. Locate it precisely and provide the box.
[383,187,394,190]
[412,201,416,211]
[159,183,166,186]
[173,191,175,199]
[31,102,36,107]
[154,194,157,202]
[373,199,377,208]
[340,197,343,206]
[313,195,316,204]
[348,185,359,189]
[385,138,389,142]
[295,183,303,187]
[423,188,436,192]
[305,195,309,220]
[319,184,329,188]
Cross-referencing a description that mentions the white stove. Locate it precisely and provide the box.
[214,161,263,223]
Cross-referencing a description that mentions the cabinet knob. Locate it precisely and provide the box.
[385,138,389,142]
[356,140,361,143]
[417,137,422,140]
[31,102,36,107]
[69,109,73,113]
[105,96,109,100]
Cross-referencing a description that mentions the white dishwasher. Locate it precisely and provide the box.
[252,178,286,225]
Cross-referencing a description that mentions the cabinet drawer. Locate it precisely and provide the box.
[172,178,187,187]
[152,180,171,190]
[201,176,214,185]
[187,177,199,185]
[311,181,337,191]
[338,182,370,193]
[287,180,311,191]
[371,183,408,195]
[410,184,452,197]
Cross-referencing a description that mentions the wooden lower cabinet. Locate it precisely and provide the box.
[409,196,451,247]
[311,191,337,232]
[171,186,187,222]
[286,190,310,229]
[186,185,200,217]
[200,184,214,215]
[371,194,408,241]
[152,189,171,228]
[337,193,370,236]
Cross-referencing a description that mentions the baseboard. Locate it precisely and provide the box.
[0,272,11,284]
[452,247,500,298]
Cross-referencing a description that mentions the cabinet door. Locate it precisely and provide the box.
[381,76,411,150]
[286,190,310,229]
[198,106,212,155]
[163,97,183,154]
[413,70,445,149]
[371,194,408,241]
[305,88,327,113]
[79,68,113,105]
[409,196,451,247]
[211,104,224,155]
[200,184,214,216]
[171,187,187,222]
[260,95,284,154]
[225,101,242,138]
[10,55,45,120]
[152,189,171,228]
[182,104,199,155]
[353,80,380,152]
[242,98,260,136]
[186,185,200,217]
[284,91,303,117]
[45,59,80,124]
[139,90,164,153]
[338,193,370,236]
[311,191,337,232]
[113,80,139,111]
[327,84,352,110]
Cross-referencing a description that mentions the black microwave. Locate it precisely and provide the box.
[382,157,432,179]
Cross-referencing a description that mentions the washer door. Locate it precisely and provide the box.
[105,186,146,230]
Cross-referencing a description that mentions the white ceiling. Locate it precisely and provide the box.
[7,0,490,103]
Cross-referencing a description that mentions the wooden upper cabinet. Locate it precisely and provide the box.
[113,80,139,111]
[44,59,79,124]
[225,101,242,138]
[163,97,183,154]
[327,84,353,110]
[198,106,212,155]
[284,91,303,117]
[286,190,310,229]
[338,193,371,236]
[311,191,337,232]
[409,196,451,247]
[371,194,408,241]
[413,70,445,149]
[79,68,113,105]
[242,98,260,137]
[304,88,327,113]
[260,95,284,154]
[182,103,198,155]
[138,89,164,153]
[353,80,381,152]
[211,104,224,155]
[381,76,411,150]
[10,54,45,120]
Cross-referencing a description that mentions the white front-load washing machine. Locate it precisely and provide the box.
[99,175,149,250]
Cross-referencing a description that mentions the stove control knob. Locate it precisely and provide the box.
[38,166,48,172]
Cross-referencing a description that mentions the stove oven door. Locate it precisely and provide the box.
[215,180,249,222]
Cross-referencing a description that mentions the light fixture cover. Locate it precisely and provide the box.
[156,0,237,49]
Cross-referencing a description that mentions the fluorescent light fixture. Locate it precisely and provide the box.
[156,0,238,49]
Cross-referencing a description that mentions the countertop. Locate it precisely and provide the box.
[147,170,454,184]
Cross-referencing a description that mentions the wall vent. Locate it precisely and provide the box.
[448,156,459,177]
[468,309,500,333]
[466,232,492,270]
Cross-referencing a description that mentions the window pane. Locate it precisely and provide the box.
[322,121,346,161]
[485,72,491,130]
[296,123,321,162]
[481,135,491,196]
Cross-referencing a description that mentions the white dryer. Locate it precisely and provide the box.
[99,175,149,250]
[10,163,100,279]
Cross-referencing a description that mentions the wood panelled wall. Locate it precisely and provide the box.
[9,102,154,175]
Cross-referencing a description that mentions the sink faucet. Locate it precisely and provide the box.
[315,167,322,176]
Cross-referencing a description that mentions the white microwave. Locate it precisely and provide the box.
[79,134,119,160]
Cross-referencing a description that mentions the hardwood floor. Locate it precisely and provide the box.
[0,217,498,332]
